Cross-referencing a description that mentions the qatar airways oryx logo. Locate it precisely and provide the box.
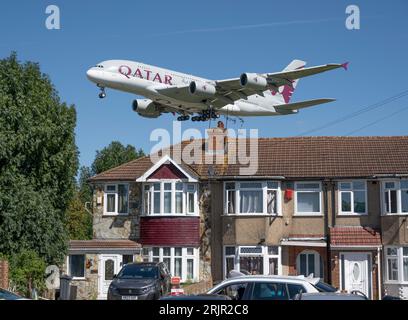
[149,121,259,175]
[118,65,173,85]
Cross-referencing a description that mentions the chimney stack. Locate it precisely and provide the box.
[206,121,227,155]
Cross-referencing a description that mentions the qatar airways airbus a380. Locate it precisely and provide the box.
[86,59,348,121]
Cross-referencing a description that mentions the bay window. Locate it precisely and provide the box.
[382,180,408,214]
[143,181,198,215]
[104,183,129,215]
[224,181,281,215]
[295,182,322,215]
[223,245,281,278]
[143,247,199,282]
[338,181,367,215]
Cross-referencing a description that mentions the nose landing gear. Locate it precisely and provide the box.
[97,84,106,99]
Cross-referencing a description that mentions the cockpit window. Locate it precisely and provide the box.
[95,64,104,68]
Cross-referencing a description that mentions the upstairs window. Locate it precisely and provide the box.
[143,182,198,215]
[224,181,281,215]
[104,184,129,215]
[338,181,367,215]
[295,182,321,215]
[383,180,408,215]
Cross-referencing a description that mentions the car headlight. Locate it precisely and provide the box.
[142,285,156,293]
[109,285,119,294]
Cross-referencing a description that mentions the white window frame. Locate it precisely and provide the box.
[142,247,199,282]
[384,246,408,284]
[142,181,198,216]
[67,254,86,280]
[222,245,282,279]
[338,180,368,215]
[381,180,408,215]
[294,181,322,216]
[103,183,129,215]
[223,181,282,216]
[296,250,323,278]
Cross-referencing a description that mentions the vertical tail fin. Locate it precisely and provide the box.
[269,59,306,104]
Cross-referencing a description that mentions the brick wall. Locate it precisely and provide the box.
[0,259,9,289]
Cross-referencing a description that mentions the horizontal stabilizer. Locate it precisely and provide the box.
[274,98,335,112]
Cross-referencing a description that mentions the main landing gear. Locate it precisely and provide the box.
[98,84,106,99]
[191,109,220,122]
[177,115,190,121]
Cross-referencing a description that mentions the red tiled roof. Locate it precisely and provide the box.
[69,240,141,250]
[330,226,381,247]
[89,136,408,181]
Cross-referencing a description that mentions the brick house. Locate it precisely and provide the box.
[64,125,408,300]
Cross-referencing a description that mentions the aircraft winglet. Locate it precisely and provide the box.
[341,62,349,70]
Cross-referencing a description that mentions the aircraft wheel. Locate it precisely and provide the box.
[99,92,106,99]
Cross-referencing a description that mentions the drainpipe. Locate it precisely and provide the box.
[323,181,332,284]
[377,246,382,300]
[329,180,337,284]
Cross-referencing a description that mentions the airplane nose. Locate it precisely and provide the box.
[86,68,99,83]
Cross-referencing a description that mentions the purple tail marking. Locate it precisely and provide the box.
[341,62,349,70]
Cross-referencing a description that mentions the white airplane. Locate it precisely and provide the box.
[86,59,348,121]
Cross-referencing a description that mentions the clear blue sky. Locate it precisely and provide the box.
[1,0,407,168]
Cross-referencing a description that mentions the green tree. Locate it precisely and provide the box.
[0,52,78,264]
[78,165,93,203]
[65,192,93,240]
[8,249,47,298]
[91,141,144,174]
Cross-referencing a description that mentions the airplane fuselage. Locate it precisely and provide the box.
[86,60,285,117]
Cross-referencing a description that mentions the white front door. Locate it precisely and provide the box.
[98,254,122,299]
[341,253,371,298]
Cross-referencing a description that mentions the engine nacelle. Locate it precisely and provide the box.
[189,81,216,98]
[132,99,161,118]
[240,73,268,90]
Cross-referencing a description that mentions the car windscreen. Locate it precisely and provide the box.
[117,265,158,279]
[314,281,337,292]
[0,288,21,300]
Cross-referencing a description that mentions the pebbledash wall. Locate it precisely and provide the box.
[62,254,99,300]
[93,183,141,240]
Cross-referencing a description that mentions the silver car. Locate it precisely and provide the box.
[207,275,319,300]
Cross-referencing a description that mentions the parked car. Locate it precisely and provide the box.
[207,275,319,300]
[382,295,402,300]
[107,262,171,300]
[295,275,338,293]
[294,292,368,300]
[0,288,27,300]
[160,294,232,300]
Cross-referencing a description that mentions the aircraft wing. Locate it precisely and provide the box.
[155,62,347,109]
[213,62,348,107]
[216,63,348,99]
[273,98,336,113]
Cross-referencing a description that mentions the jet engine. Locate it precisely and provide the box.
[189,81,216,98]
[132,99,161,118]
[240,73,268,90]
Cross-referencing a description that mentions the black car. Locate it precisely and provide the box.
[107,262,171,300]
